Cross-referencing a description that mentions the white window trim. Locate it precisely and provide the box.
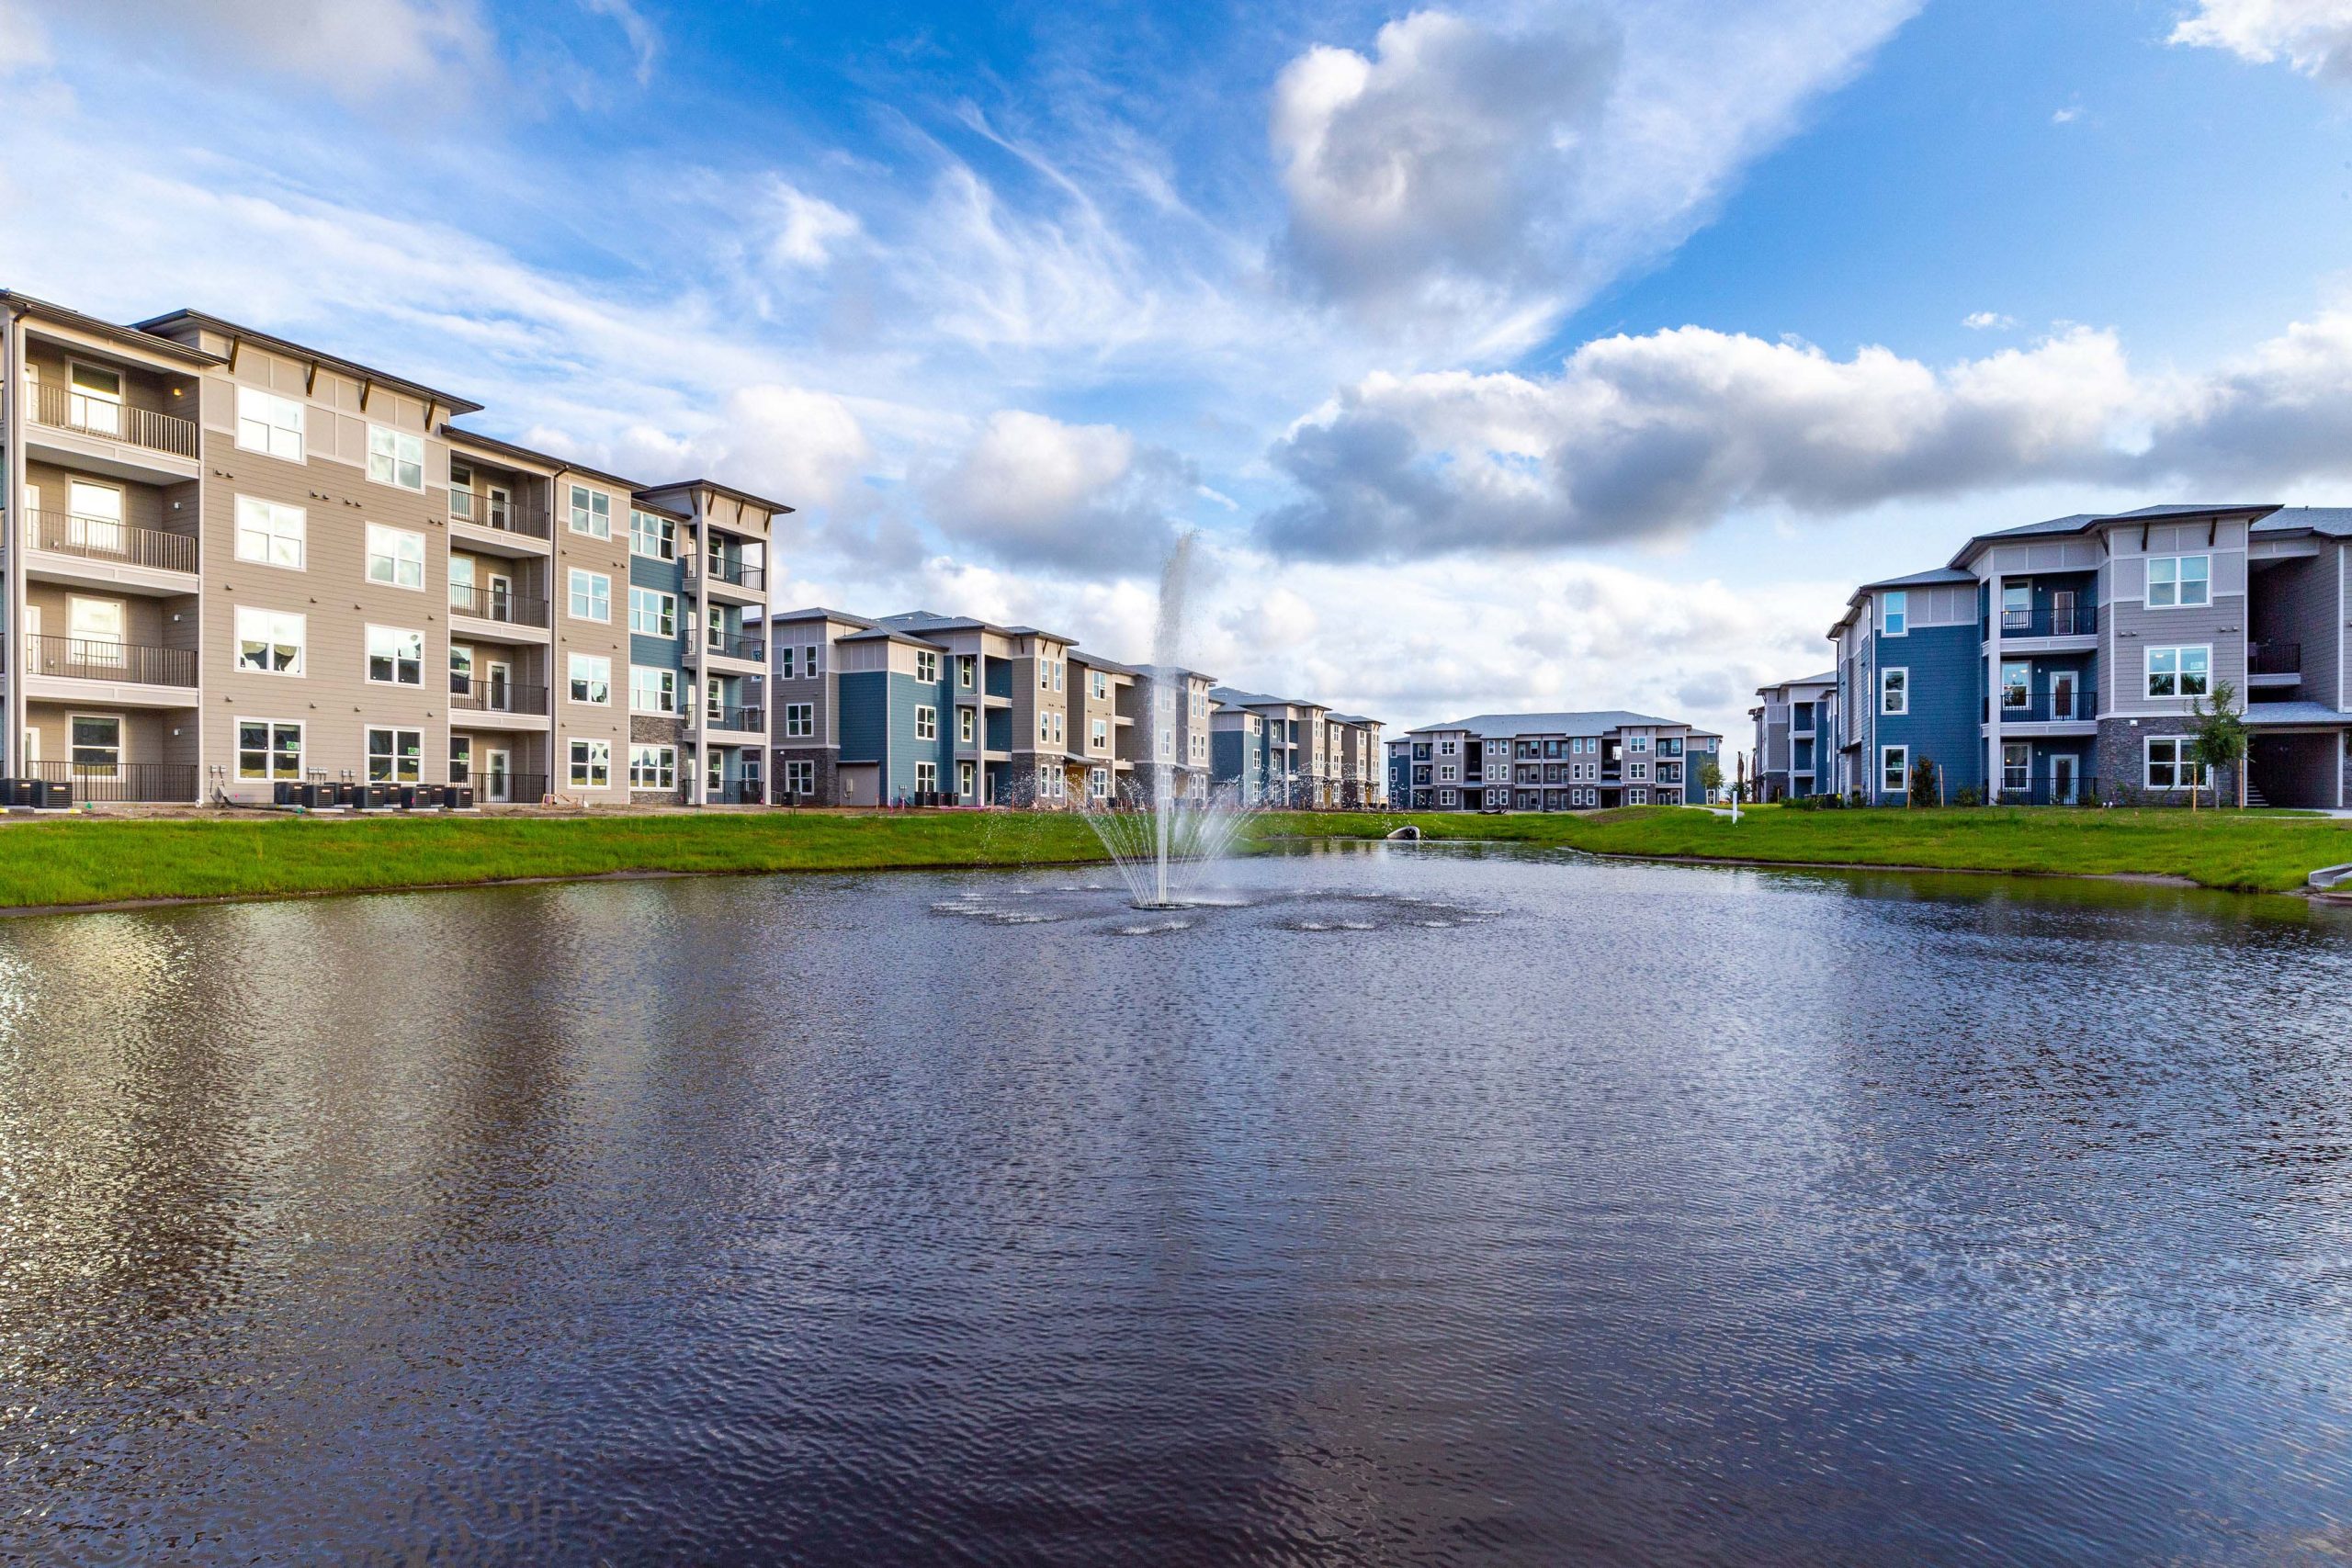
[233,605,307,678]
[568,736,613,790]
[2144,644,2213,702]
[234,386,305,462]
[2144,734,2210,791]
[1881,667,1908,716]
[568,569,613,624]
[629,666,677,715]
[568,484,613,540]
[233,494,307,571]
[785,702,815,739]
[365,523,427,592]
[1881,744,1909,795]
[366,423,426,493]
[568,652,613,706]
[1881,591,1909,637]
[363,624,426,687]
[233,716,306,783]
[2145,554,2211,610]
[915,705,937,740]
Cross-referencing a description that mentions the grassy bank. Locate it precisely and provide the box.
[1270,806,2352,895]
[0,803,2346,912]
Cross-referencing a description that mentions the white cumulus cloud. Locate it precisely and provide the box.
[2171,0,2352,82]
[922,411,1193,577]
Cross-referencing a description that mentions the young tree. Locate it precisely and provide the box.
[2188,679,2249,810]
[1909,756,1939,807]
[1698,757,1724,803]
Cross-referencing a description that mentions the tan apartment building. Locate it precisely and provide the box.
[0,292,781,806]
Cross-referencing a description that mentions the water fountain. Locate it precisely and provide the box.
[1080,535,1264,908]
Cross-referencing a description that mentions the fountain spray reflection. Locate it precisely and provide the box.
[1080,534,1263,908]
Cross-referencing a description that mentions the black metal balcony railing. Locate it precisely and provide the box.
[447,491,551,539]
[21,634,197,687]
[719,778,766,805]
[2250,641,2302,676]
[704,631,765,662]
[28,509,199,574]
[700,557,766,592]
[478,772,550,805]
[1994,772,2104,807]
[447,678,549,716]
[1989,604,2100,639]
[447,582,550,627]
[703,705,765,733]
[1996,690,2096,724]
[19,761,198,803]
[30,382,199,458]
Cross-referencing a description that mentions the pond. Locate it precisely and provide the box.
[4,844,2351,1563]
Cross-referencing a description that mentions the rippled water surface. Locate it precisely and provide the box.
[6,844,2352,1564]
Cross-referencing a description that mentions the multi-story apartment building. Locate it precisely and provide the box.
[1327,714,1385,807]
[1826,503,2352,808]
[642,479,781,806]
[0,292,783,808]
[1208,688,1336,806]
[1396,711,1718,810]
[1128,663,1217,804]
[1749,671,1838,801]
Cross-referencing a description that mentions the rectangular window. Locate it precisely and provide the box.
[366,524,425,590]
[69,714,121,776]
[915,705,937,740]
[365,625,424,686]
[958,760,976,796]
[628,587,677,637]
[568,485,612,538]
[2146,645,2211,700]
[234,607,305,675]
[570,653,612,705]
[569,569,611,622]
[2147,555,2210,609]
[2002,660,2031,709]
[777,646,796,680]
[235,719,304,781]
[630,666,676,714]
[1091,670,1106,699]
[366,727,424,784]
[629,744,677,790]
[66,362,123,435]
[915,650,939,683]
[2146,736,2208,791]
[629,508,675,559]
[449,735,471,784]
[786,759,816,795]
[1882,591,1908,637]
[235,386,304,461]
[1882,745,1908,795]
[2000,581,2031,632]
[958,654,975,688]
[959,706,975,743]
[805,643,820,677]
[785,702,814,738]
[2003,741,2030,793]
[569,738,611,789]
[367,425,425,491]
[1629,735,1650,753]
[1091,717,1107,751]
[917,761,940,794]
[234,496,305,569]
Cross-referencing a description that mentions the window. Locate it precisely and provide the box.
[1090,766,1110,799]
[1439,789,1457,807]
[2002,660,2030,709]
[367,425,424,491]
[2146,646,2211,700]
[568,485,611,538]
[1878,668,1908,715]
[234,496,305,569]
[2146,736,2207,791]
[235,720,303,782]
[1053,660,1064,692]
[1439,763,1457,782]
[629,744,677,790]
[569,738,611,789]
[365,625,424,686]
[958,706,975,744]
[66,362,123,435]
[569,569,611,622]
[235,387,304,460]
[786,759,816,795]
[777,646,796,680]
[1091,670,1106,699]
[1629,761,1649,781]
[917,761,940,794]
[234,607,305,675]
[915,705,937,740]
[1091,717,1107,751]
[366,524,425,590]
[69,715,121,776]
[958,654,975,689]
[1879,591,1910,638]
[1881,745,1908,795]
[1039,661,1051,690]
[2147,555,2210,609]
[569,653,612,705]
[2003,741,2030,793]
[629,508,675,559]
[629,588,677,637]
[915,650,939,684]
[2000,582,2031,632]
[631,666,676,714]
[958,761,976,797]
[366,727,423,784]
[806,643,821,678]
[449,736,471,785]
[1040,712,1052,741]
[1629,735,1650,753]
[785,702,814,738]
[1439,739,1457,755]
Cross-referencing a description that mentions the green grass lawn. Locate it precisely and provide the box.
[0,803,2346,911]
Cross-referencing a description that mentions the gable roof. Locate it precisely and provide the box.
[1407,709,1690,739]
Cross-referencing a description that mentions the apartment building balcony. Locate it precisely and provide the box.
[447,491,552,555]
[694,630,766,669]
[20,508,199,594]
[709,777,767,805]
[1989,691,2098,733]
[697,705,765,738]
[1984,604,2100,647]
[1993,771,2102,807]
[21,761,198,805]
[447,677,551,731]
[17,634,198,706]
[25,382,201,482]
[690,555,766,604]
[447,583,551,644]
[2249,641,2302,689]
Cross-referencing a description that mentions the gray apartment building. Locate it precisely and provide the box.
[0,291,783,807]
[1823,503,2352,808]
[1749,671,1838,801]
[1396,710,1719,810]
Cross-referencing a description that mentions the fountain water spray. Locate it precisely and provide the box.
[1080,534,1264,908]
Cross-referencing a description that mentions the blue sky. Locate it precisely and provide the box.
[3,0,2349,740]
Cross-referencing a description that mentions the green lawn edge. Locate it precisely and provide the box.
[0,804,2345,911]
